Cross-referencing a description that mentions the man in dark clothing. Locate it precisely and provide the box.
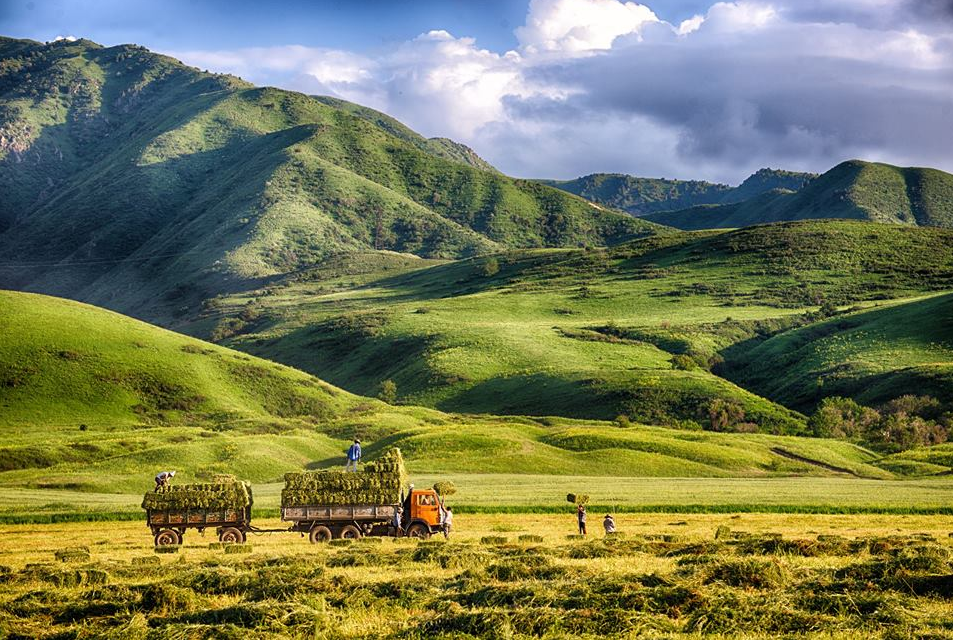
[393,505,403,536]
[577,504,587,535]
[154,470,176,491]
[345,439,362,472]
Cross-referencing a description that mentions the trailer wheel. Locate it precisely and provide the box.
[155,529,181,546]
[406,523,431,540]
[309,525,332,544]
[219,527,245,543]
[339,524,362,540]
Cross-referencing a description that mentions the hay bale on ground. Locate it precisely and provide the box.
[282,447,409,507]
[224,544,252,554]
[141,481,251,511]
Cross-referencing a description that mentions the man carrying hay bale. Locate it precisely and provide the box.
[577,504,587,535]
[345,439,362,472]
[154,470,176,491]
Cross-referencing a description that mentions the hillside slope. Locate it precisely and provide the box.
[199,221,953,431]
[720,292,953,411]
[542,168,815,215]
[0,36,660,321]
[646,160,953,230]
[0,290,895,495]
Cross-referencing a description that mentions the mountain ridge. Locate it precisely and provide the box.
[644,160,953,230]
[540,167,816,216]
[0,36,661,321]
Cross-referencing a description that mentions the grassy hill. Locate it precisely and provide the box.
[646,160,953,230]
[541,168,815,216]
[0,289,904,499]
[193,220,953,434]
[720,292,953,412]
[0,36,659,322]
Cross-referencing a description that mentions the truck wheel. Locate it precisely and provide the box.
[339,524,362,540]
[406,523,431,540]
[155,529,181,546]
[219,527,245,543]
[309,525,332,544]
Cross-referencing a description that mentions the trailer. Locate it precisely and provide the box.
[282,488,447,542]
[143,482,255,546]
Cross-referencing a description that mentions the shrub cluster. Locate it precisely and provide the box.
[809,395,951,451]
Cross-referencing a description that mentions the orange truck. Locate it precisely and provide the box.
[281,486,448,542]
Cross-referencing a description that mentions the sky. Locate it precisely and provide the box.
[3,0,953,183]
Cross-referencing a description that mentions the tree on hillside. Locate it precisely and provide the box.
[482,257,500,277]
[378,379,398,405]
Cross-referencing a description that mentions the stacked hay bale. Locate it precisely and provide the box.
[282,448,409,507]
[141,481,251,511]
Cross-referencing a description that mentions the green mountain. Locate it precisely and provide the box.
[0,36,659,322]
[1,289,895,496]
[645,160,953,230]
[541,168,815,215]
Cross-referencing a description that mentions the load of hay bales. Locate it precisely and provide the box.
[567,493,590,506]
[141,481,251,511]
[282,447,409,507]
[433,481,457,496]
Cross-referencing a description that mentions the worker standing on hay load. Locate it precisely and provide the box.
[603,514,616,535]
[577,504,587,535]
[154,470,176,491]
[345,439,362,472]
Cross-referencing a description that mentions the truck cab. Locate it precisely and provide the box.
[405,488,446,538]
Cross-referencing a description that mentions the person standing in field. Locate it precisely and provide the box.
[393,505,403,536]
[577,504,587,535]
[345,439,361,472]
[603,514,616,535]
[154,470,176,491]
[443,507,453,539]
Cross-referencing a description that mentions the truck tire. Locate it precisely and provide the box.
[309,525,332,544]
[154,529,181,546]
[339,524,362,540]
[406,523,431,540]
[219,527,245,543]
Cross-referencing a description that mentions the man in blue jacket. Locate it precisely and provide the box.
[345,439,362,472]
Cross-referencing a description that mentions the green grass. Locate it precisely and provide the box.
[722,292,953,410]
[205,220,953,431]
[7,288,934,510]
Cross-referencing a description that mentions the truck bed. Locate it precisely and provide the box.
[281,504,397,522]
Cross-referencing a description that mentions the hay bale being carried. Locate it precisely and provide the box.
[141,481,251,511]
[282,447,409,507]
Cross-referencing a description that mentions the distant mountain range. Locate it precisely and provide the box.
[541,168,816,216]
[0,36,659,321]
[643,160,953,230]
[545,160,953,232]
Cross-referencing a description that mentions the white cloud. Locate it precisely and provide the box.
[52,35,78,42]
[516,0,660,51]
[164,0,953,183]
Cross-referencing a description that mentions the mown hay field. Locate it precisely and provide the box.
[1,514,953,638]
